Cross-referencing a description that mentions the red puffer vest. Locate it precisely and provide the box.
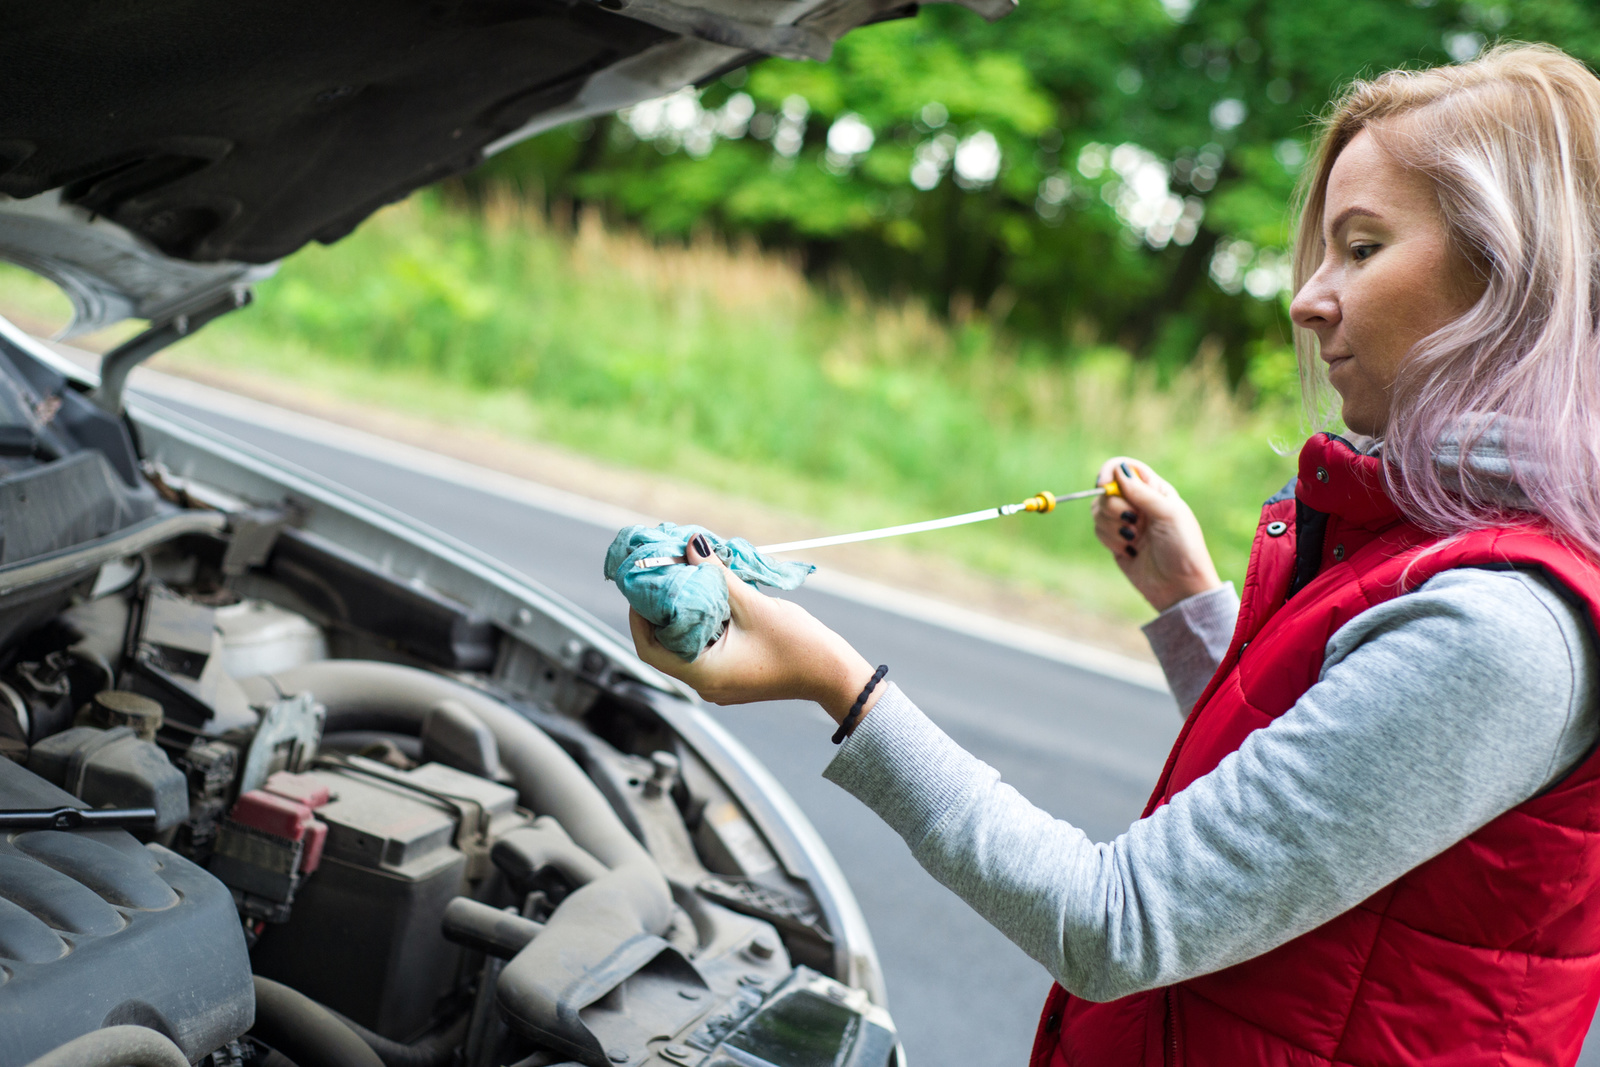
[1031,433,1600,1067]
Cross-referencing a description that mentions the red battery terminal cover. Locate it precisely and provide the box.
[230,772,332,874]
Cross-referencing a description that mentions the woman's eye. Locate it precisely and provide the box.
[1351,243,1379,262]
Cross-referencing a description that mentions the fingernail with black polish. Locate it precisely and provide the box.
[1121,510,1137,523]
[1119,526,1136,542]
[691,533,711,557]
[1120,462,1134,479]
[1126,546,1138,558]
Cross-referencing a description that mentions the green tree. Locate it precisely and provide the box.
[466,0,1600,382]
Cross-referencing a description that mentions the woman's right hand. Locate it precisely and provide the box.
[1092,457,1222,613]
[628,536,880,726]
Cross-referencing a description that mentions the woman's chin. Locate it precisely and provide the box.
[1337,403,1383,440]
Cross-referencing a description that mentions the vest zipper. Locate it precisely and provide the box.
[1165,989,1179,1067]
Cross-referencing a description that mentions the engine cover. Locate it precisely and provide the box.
[0,757,254,1065]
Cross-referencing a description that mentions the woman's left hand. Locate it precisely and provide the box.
[628,536,880,725]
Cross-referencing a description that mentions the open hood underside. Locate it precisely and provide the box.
[0,0,1010,334]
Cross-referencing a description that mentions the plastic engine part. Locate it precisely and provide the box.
[0,757,254,1066]
[209,772,332,910]
[249,757,525,1039]
[27,725,189,830]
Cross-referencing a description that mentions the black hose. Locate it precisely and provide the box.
[243,662,658,871]
[442,897,544,959]
[327,1011,468,1067]
[22,1027,190,1067]
[251,977,384,1067]
[248,662,673,1056]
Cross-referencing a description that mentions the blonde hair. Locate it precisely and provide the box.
[1294,43,1600,558]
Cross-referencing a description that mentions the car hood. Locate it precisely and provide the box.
[0,0,1011,336]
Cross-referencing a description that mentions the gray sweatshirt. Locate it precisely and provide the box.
[823,568,1599,1001]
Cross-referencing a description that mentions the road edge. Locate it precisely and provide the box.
[129,368,1171,694]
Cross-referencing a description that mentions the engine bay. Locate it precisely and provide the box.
[0,334,896,1067]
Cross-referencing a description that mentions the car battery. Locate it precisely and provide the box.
[249,755,528,1039]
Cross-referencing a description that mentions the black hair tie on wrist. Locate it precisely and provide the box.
[833,665,888,745]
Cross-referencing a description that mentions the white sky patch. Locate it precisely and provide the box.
[1077,143,1109,180]
[1445,30,1486,62]
[825,113,875,172]
[953,131,1002,188]
[622,87,691,140]
[1093,142,1204,249]
[1210,239,1253,294]
[1244,248,1293,300]
[622,87,756,158]
[1211,240,1292,300]
[1036,173,1072,221]
[1187,142,1223,192]
[1038,174,1071,204]
[911,133,958,190]
[719,93,755,139]
[1210,98,1247,132]
[773,95,810,158]
[1159,0,1195,20]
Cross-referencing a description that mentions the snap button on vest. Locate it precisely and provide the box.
[1316,465,1329,483]
[1266,521,1288,537]
[1332,543,1345,561]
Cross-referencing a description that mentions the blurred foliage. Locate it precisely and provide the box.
[462,0,1600,383]
[51,198,1299,619]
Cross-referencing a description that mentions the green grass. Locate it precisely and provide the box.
[0,192,1304,623]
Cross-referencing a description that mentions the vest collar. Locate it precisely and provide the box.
[1296,432,1400,529]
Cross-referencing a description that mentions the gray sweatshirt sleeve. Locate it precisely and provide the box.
[823,568,1598,1002]
[1140,583,1240,716]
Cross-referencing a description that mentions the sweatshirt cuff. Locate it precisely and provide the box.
[1142,582,1239,715]
[822,683,993,849]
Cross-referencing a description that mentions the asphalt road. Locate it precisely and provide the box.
[140,388,1600,1067]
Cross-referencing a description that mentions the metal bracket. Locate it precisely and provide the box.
[91,287,253,415]
[0,805,157,830]
[237,692,324,795]
[222,506,294,576]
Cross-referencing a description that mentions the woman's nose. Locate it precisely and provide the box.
[1290,266,1340,333]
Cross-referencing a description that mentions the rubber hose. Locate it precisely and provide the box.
[22,1026,190,1067]
[247,661,657,874]
[492,818,609,891]
[442,896,544,958]
[251,977,385,1067]
[248,662,673,1051]
[327,1011,468,1067]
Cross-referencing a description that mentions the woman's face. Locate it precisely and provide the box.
[1289,127,1483,437]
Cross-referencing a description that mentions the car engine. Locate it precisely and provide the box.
[0,336,897,1067]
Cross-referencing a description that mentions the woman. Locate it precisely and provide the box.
[629,45,1600,1064]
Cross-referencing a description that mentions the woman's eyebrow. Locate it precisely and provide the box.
[1327,205,1382,235]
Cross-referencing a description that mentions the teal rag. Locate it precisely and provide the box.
[604,523,815,661]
